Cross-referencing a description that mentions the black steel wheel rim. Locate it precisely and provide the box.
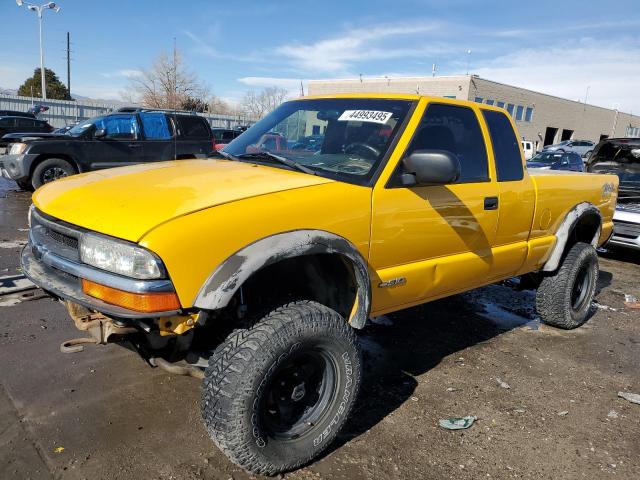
[42,167,68,184]
[261,347,338,440]
[571,262,592,312]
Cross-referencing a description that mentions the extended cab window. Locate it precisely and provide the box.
[95,114,139,140]
[17,118,36,127]
[0,118,16,127]
[140,112,172,140]
[482,110,524,181]
[404,103,489,183]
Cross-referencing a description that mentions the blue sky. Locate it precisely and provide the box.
[1,0,640,112]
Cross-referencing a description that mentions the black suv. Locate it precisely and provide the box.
[0,115,54,138]
[0,109,213,190]
[0,110,37,118]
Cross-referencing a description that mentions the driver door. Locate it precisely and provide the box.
[369,101,499,313]
[84,114,145,169]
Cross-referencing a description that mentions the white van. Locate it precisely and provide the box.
[521,140,534,160]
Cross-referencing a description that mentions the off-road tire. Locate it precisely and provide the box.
[31,158,75,189]
[536,242,599,329]
[201,300,362,476]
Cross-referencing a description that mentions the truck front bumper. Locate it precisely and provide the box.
[608,209,640,251]
[21,209,181,319]
[1,153,39,181]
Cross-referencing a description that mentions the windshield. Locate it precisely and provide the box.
[589,142,640,184]
[530,152,564,164]
[67,117,101,137]
[224,98,414,183]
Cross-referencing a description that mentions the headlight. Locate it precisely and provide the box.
[9,143,28,155]
[79,233,163,279]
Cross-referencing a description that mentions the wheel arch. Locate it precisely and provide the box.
[193,230,371,329]
[30,154,80,176]
[542,202,602,272]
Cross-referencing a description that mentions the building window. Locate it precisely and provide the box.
[506,104,515,116]
[485,99,494,105]
[497,101,505,108]
[525,107,534,122]
[626,126,640,137]
[474,97,483,103]
[515,105,524,121]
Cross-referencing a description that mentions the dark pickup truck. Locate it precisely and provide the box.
[1,108,213,190]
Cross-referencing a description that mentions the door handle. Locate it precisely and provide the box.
[484,196,499,210]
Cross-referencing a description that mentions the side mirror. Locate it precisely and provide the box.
[401,150,461,186]
[94,128,107,139]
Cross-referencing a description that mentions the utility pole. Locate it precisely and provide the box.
[66,31,71,98]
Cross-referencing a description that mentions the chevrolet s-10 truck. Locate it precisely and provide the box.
[21,94,618,475]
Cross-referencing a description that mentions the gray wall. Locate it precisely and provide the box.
[0,94,253,129]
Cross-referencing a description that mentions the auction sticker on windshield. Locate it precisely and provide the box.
[338,110,393,124]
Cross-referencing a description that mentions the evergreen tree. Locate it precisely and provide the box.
[17,68,72,100]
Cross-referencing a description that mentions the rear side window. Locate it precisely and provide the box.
[96,114,139,140]
[17,118,36,127]
[405,103,489,183]
[482,110,524,182]
[140,112,172,140]
[175,116,210,138]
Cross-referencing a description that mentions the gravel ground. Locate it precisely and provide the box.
[1,182,638,480]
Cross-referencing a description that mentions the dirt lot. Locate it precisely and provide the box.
[1,179,639,480]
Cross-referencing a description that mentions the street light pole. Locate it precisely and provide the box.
[15,1,61,100]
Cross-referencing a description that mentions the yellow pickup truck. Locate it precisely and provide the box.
[22,94,617,475]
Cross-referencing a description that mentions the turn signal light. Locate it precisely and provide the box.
[81,279,180,312]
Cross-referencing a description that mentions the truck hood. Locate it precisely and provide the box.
[33,159,334,242]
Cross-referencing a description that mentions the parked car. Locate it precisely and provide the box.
[587,137,640,250]
[521,140,534,160]
[543,139,595,157]
[0,110,36,118]
[0,109,213,190]
[527,151,584,171]
[0,116,55,155]
[211,128,242,151]
[21,94,618,475]
[0,116,54,138]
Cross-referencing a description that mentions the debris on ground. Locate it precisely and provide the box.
[624,294,640,309]
[557,411,569,416]
[438,416,476,430]
[53,446,65,453]
[607,410,619,419]
[496,377,511,389]
[0,240,27,249]
[618,391,640,405]
[594,302,618,312]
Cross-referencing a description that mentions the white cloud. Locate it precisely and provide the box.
[100,69,143,79]
[473,38,640,113]
[275,22,444,74]
[238,77,304,89]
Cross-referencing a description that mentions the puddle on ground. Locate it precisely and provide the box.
[0,240,27,249]
[463,283,540,331]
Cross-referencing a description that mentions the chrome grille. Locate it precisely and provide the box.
[30,209,82,262]
[613,220,640,239]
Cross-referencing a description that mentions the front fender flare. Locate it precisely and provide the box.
[193,230,371,329]
[542,202,601,272]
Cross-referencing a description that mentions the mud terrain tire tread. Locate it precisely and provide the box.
[201,300,361,476]
[536,242,598,329]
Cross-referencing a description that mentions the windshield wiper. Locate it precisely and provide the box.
[237,152,316,175]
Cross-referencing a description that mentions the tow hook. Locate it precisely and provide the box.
[60,337,99,354]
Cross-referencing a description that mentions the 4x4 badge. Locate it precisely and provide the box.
[378,277,406,288]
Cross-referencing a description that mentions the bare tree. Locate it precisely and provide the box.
[126,49,209,109]
[241,87,289,118]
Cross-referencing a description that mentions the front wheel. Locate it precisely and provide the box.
[201,301,362,475]
[536,242,599,329]
[31,158,76,189]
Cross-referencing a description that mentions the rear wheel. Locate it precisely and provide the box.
[31,158,75,189]
[201,300,361,475]
[536,242,598,329]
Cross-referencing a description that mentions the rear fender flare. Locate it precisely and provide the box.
[193,230,371,328]
[542,202,601,272]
